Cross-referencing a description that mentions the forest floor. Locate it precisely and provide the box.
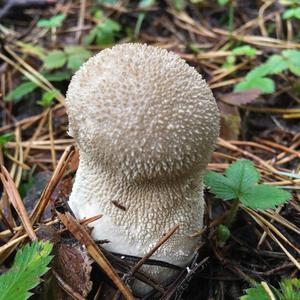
[0,0,300,299]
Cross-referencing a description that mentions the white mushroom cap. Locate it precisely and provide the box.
[66,43,219,293]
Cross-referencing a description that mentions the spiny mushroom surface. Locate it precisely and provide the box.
[65,43,219,293]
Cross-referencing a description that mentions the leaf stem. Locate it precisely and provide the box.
[228,0,235,38]
[225,198,240,227]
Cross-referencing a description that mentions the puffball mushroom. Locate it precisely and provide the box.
[66,43,219,293]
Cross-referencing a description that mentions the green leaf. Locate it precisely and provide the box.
[206,159,259,200]
[276,278,300,300]
[0,133,13,147]
[84,27,98,45]
[37,90,59,107]
[43,71,71,82]
[246,64,272,79]
[172,0,186,10]
[64,46,92,70]
[225,159,260,191]
[134,13,145,38]
[240,279,300,300]
[85,19,121,45]
[43,50,67,70]
[234,77,275,94]
[265,54,289,74]
[218,0,229,6]
[232,45,257,58]
[5,82,38,102]
[97,0,118,4]
[241,184,291,209]
[0,241,53,300]
[240,284,270,300]
[217,224,231,246]
[282,49,300,76]
[18,42,46,60]
[37,14,65,29]
[283,7,300,20]
[139,0,155,8]
[205,159,291,210]
[204,171,238,200]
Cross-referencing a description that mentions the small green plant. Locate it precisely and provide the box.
[0,240,53,300]
[5,46,87,105]
[241,278,300,300]
[0,133,13,147]
[223,45,257,69]
[204,159,290,226]
[281,0,300,20]
[283,7,300,20]
[134,0,156,38]
[37,14,65,29]
[43,46,92,71]
[37,90,60,107]
[217,224,231,247]
[217,0,235,33]
[18,42,46,60]
[218,0,229,5]
[84,10,120,45]
[5,82,38,102]
[5,72,69,104]
[172,0,186,10]
[234,50,300,93]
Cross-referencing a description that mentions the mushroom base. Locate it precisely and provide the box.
[69,157,204,294]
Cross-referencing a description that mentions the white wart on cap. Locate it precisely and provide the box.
[65,43,219,293]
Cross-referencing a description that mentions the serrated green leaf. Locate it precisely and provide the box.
[5,82,38,102]
[0,241,53,300]
[276,278,300,300]
[265,54,289,74]
[241,184,290,209]
[241,279,300,300]
[204,171,238,200]
[37,14,65,29]
[225,159,260,191]
[64,46,92,70]
[240,284,270,300]
[282,49,300,76]
[232,45,257,57]
[205,159,291,210]
[43,50,67,70]
[234,77,275,94]
[205,160,260,200]
[246,63,273,79]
